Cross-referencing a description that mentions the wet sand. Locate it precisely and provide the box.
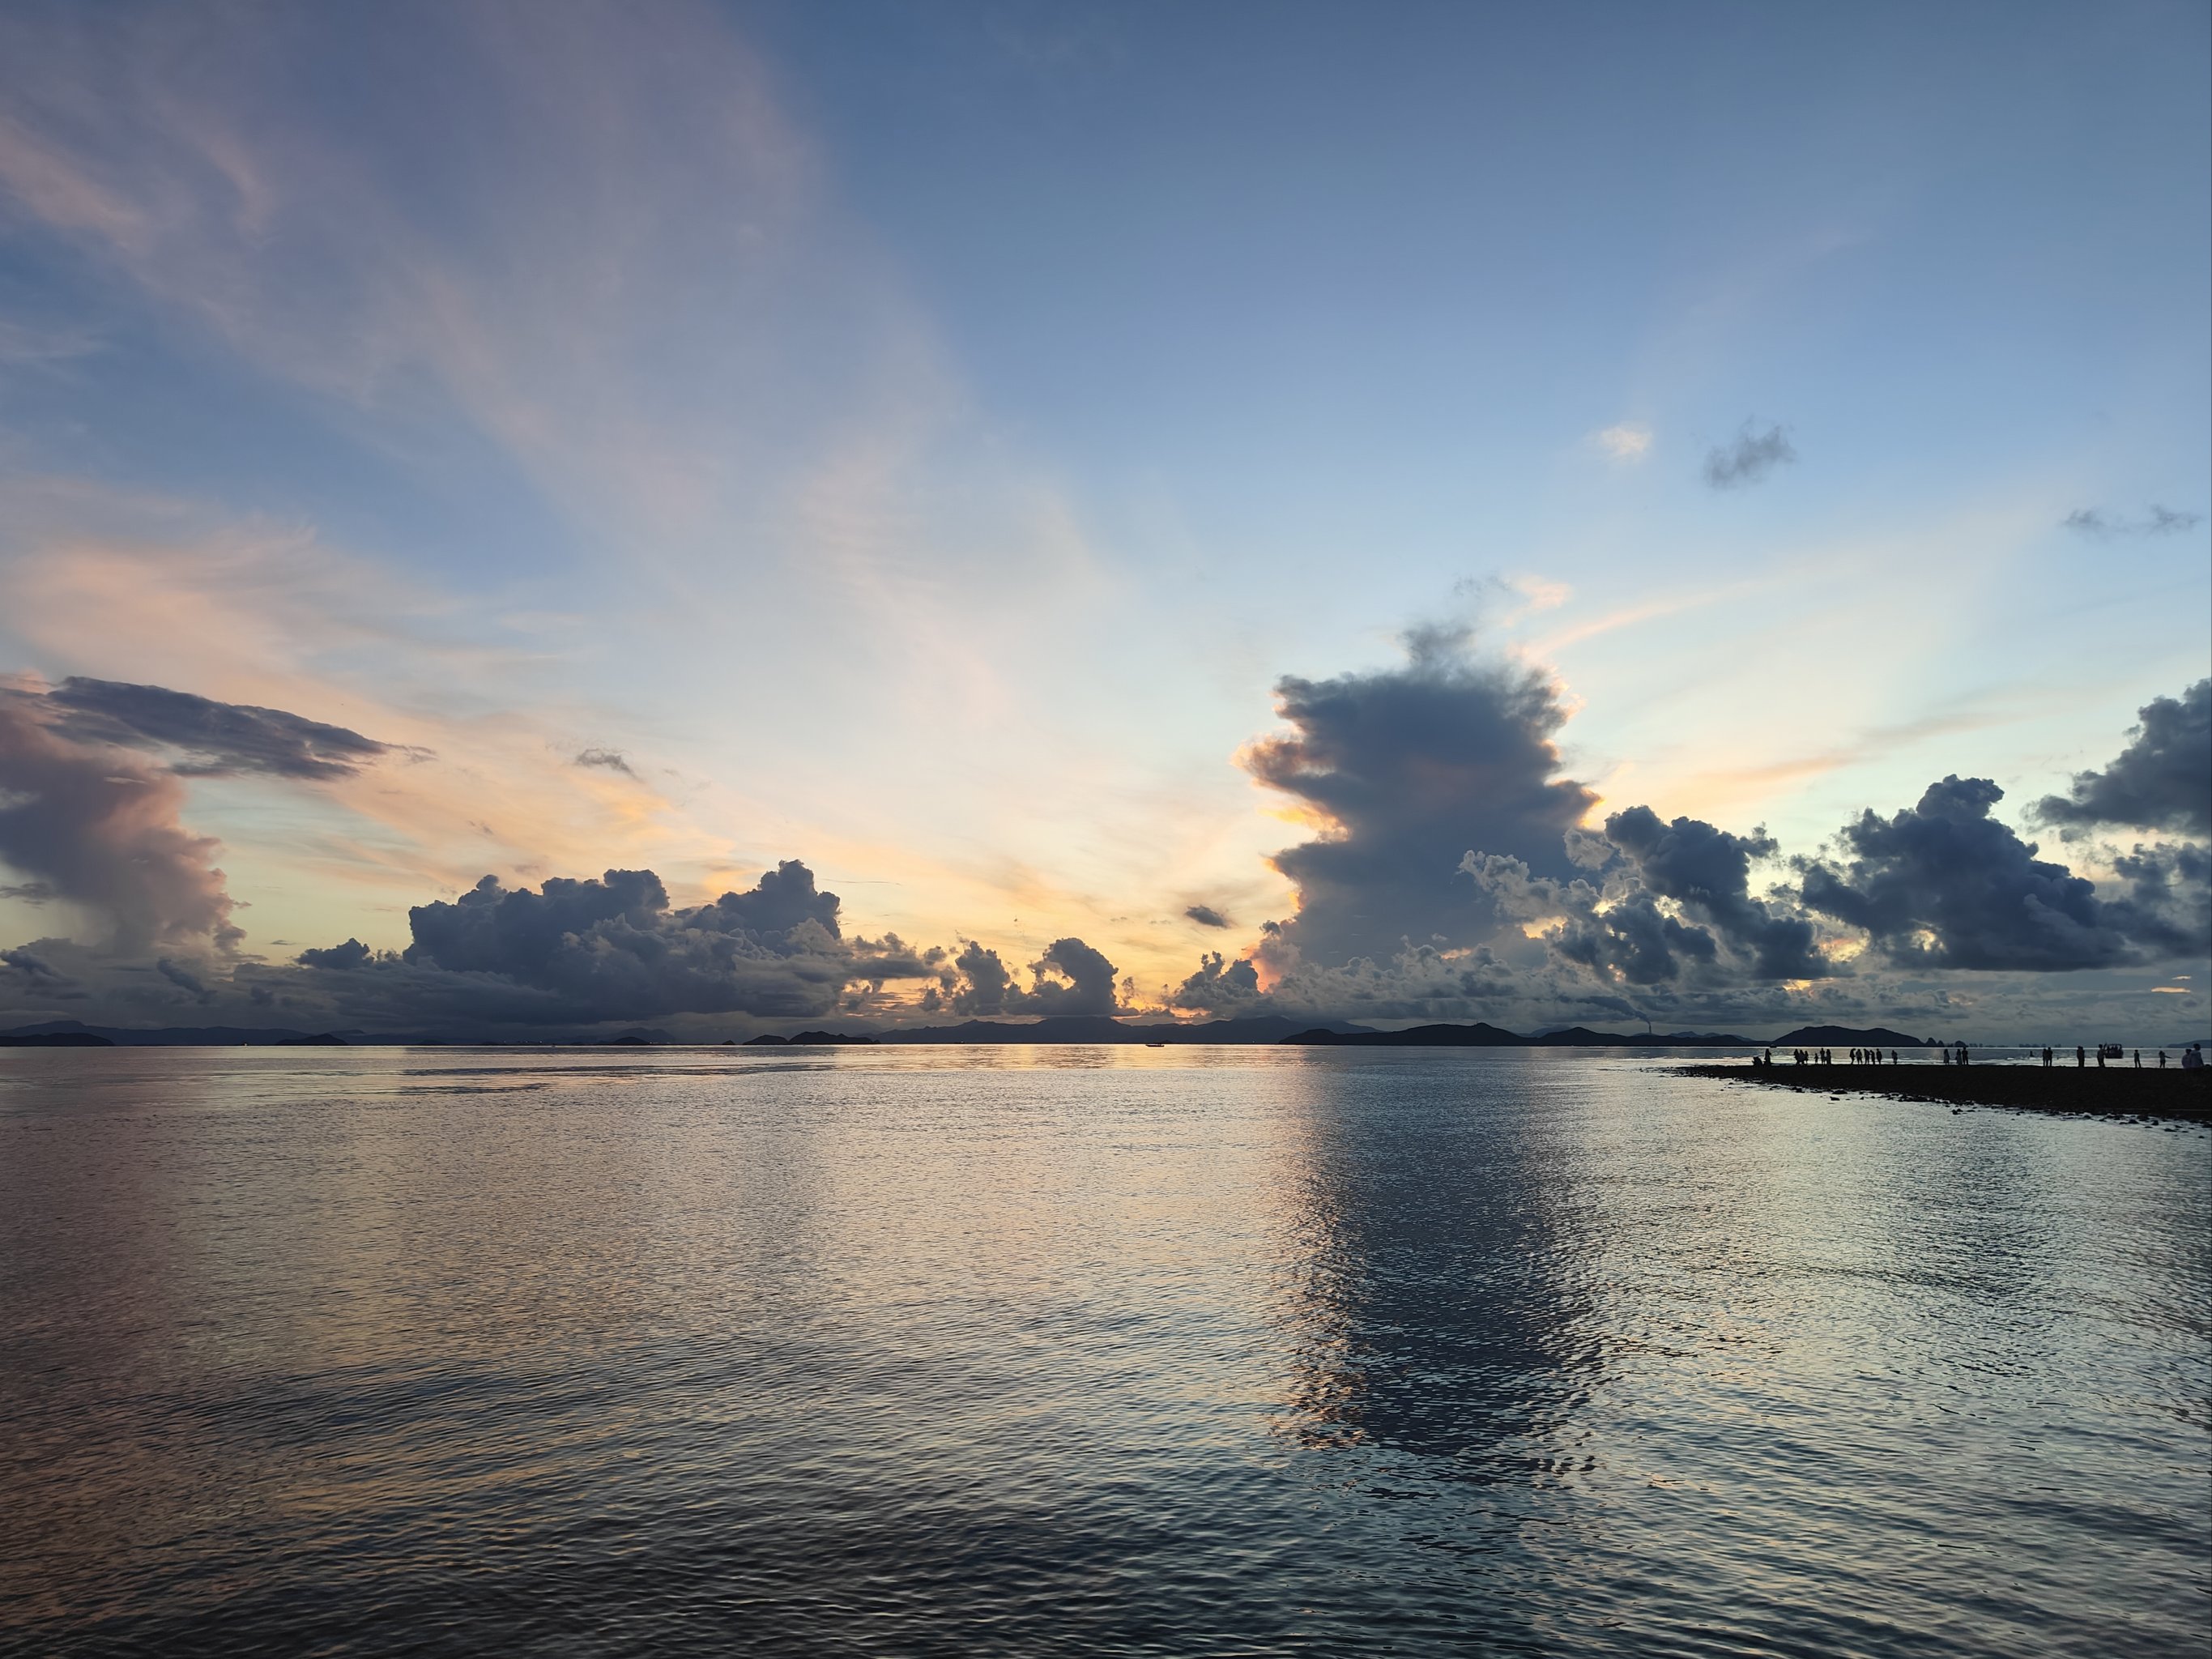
[1677,1061,2212,1123]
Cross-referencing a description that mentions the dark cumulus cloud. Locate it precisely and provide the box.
[156,957,212,998]
[947,939,1015,1014]
[2060,505,2203,538]
[1460,804,1822,991]
[575,748,637,777]
[944,936,1123,1017]
[33,677,403,778]
[1603,808,1824,979]
[1798,776,2196,971]
[0,691,240,953]
[1168,928,1541,1024]
[0,674,413,956]
[1703,422,1796,490]
[296,937,371,970]
[2112,842,2212,950]
[1,945,70,991]
[1018,937,1122,1015]
[1243,625,1596,968]
[295,861,936,1026]
[1163,657,2208,1029]
[2035,680,2210,838]
[1173,950,1260,1009]
[1184,904,1231,929]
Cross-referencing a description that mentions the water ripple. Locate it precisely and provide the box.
[0,1047,2205,1657]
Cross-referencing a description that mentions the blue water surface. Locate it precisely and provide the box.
[2,1047,2206,1657]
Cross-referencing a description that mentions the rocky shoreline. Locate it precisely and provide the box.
[1677,1061,2211,1123]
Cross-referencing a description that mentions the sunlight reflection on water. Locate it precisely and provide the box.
[1,1047,2206,1657]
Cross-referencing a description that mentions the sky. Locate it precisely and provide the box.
[0,0,2206,1041]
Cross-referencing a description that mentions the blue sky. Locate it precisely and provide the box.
[0,0,2205,1038]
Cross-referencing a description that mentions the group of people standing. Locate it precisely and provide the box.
[2037,1044,2200,1069]
[1750,1047,1903,1067]
[1742,1041,2205,1069]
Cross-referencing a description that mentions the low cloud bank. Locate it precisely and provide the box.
[933,936,1124,1018]
[0,670,1144,1037]
[1460,801,1826,991]
[1166,635,2208,1033]
[2,655,2206,1039]
[1799,775,2199,971]
[288,860,936,1026]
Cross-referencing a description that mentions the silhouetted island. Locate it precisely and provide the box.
[1681,1060,2210,1122]
[1284,1022,1520,1047]
[744,1031,881,1047]
[0,1030,114,1047]
[1281,1023,1764,1047]
[1767,1025,1933,1050]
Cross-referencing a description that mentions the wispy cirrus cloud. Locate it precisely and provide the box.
[0,0,1178,983]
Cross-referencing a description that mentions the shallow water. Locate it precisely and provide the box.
[2,1047,2206,1657]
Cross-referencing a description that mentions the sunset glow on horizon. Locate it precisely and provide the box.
[0,0,2205,1042]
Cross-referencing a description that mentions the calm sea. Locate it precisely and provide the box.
[2,1047,2206,1657]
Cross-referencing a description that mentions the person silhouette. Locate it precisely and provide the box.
[2076,1045,2086,1068]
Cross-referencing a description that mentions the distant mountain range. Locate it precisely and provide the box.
[1285,1023,1745,1047]
[0,1015,1942,1049]
[876,1013,1370,1045]
[714,1017,1933,1048]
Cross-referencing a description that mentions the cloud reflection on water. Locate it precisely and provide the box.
[1260,1058,1609,1476]
[0,1047,2205,1656]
